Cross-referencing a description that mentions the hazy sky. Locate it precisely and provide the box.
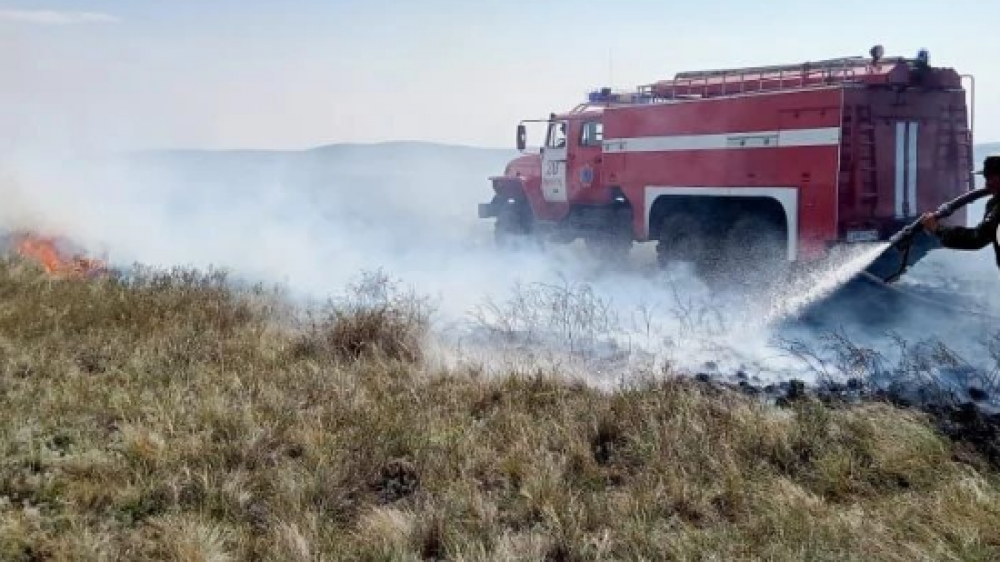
[1,0,997,150]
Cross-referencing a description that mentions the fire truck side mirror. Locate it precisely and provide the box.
[516,124,527,151]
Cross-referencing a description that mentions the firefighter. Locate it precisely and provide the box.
[920,155,1000,272]
[554,123,567,148]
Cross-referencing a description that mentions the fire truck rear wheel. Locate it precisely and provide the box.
[656,214,719,273]
[722,216,788,288]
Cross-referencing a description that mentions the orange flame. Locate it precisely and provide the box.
[12,233,107,278]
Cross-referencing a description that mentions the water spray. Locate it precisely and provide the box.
[767,187,994,326]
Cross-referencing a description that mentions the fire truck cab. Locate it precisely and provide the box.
[479,47,975,280]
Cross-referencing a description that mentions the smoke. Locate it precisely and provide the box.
[0,144,758,378]
[1,141,998,392]
[0,144,572,315]
[2,12,998,398]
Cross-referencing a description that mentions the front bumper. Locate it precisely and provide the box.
[479,197,523,219]
[478,202,497,219]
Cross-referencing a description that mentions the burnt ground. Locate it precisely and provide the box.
[693,371,1000,470]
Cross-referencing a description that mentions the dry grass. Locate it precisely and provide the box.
[294,270,429,365]
[0,257,999,561]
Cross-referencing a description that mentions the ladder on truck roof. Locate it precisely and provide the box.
[639,56,912,101]
[673,56,872,80]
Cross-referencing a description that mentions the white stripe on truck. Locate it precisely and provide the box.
[907,121,919,217]
[895,122,906,219]
[603,127,840,153]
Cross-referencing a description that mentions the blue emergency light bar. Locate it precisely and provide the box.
[587,87,654,104]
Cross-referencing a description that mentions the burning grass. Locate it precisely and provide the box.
[8,232,107,279]
[0,257,999,561]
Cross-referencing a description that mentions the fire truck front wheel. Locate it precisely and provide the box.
[584,233,632,263]
[494,201,538,249]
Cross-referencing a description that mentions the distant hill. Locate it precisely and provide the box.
[137,140,998,201]
[127,142,519,251]
[976,142,1000,165]
[145,139,998,180]
[135,141,516,190]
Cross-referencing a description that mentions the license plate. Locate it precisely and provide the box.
[846,229,880,243]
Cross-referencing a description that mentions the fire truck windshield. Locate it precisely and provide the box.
[580,121,603,147]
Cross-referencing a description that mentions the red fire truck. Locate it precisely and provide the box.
[479,47,975,281]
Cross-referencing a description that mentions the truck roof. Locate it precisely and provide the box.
[646,56,963,100]
[577,54,965,111]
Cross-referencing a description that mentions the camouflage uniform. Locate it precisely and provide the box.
[935,155,1000,271]
[937,196,1000,270]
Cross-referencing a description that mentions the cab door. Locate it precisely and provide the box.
[541,121,569,203]
[566,119,604,203]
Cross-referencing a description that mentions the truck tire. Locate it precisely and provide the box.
[656,214,722,277]
[721,216,788,288]
[584,232,632,264]
[494,200,538,249]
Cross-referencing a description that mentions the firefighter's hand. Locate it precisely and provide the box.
[920,213,940,233]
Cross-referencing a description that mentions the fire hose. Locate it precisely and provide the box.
[882,187,992,284]
[840,186,1000,323]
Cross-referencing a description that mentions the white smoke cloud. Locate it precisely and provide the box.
[0,9,120,26]
[0,3,997,400]
[1,138,998,392]
[0,144,771,377]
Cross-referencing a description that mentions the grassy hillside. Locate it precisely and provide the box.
[121,141,518,252]
[1,259,999,561]
[131,141,516,195]
[975,143,999,162]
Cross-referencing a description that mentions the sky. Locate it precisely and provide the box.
[0,0,997,151]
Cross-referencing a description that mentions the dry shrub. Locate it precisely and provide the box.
[296,270,430,364]
[471,278,620,358]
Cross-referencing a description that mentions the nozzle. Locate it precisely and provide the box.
[889,222,921,248]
